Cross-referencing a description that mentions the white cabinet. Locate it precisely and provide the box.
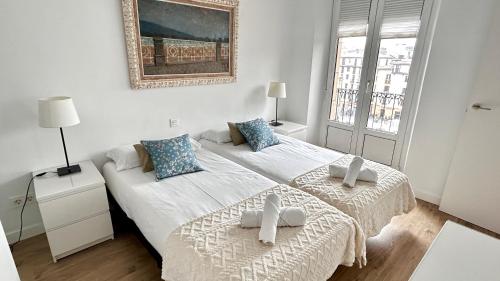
[0,221,20,281]
[34,160,113,262]
[410,221,500,281]
[272,120,308,141]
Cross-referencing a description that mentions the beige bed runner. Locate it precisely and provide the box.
[290,155,417,238]
[162,184,366,281]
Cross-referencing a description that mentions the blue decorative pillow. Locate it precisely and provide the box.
[236,118,280,152]
[141,134,203,180]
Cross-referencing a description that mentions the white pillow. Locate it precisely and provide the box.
[201,129,232,144]
[107,136,200,171]
[190,138,202,151]
[106,145,141,171]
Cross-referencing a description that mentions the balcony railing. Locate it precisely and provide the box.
[367,91,404,133]
[331,88,405,134]
[331,88,358,125]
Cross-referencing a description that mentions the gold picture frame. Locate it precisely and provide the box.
[122,0,239,89]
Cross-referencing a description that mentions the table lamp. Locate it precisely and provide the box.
[38,96,81,176]
[267,81,287,126]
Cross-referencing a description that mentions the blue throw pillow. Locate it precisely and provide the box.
[236,118,280,152]
[141,134,203,180]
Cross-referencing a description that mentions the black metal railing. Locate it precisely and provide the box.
[331,88,405,133]
[331,88,358,125]
[367,91,404,133]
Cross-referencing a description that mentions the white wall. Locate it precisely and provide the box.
[280,0,334,145]
[305,1,335,145]
[280,1,315,125]
[403,0,497,204]
[0,0,295,241]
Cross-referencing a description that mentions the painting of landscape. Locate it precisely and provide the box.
[137,0,233,77]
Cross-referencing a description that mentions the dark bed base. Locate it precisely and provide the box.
[106,188,162,267]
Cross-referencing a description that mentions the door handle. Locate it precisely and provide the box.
[365,80,372,95]
[471,103,492,110]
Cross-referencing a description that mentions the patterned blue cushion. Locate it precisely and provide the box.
[236,118,280,152]
[141,134,203,180]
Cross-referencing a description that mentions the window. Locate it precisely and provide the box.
[329,0,424,132]
[325,0,428,165]
[330,37,368,124]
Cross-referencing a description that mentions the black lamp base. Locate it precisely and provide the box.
[57,164,81,177]
[269,121,283,127]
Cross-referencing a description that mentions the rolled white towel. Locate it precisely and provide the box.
[343,156,364,188]
[259,193,281,245]
[329,163,378,183]
[241,207,306,228]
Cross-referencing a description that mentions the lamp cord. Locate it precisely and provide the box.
[9,171,56,252]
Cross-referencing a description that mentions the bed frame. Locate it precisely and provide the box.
[106,188,162,267]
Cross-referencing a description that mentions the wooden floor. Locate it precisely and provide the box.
[12,199,500,281]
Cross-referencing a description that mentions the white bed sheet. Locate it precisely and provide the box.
[200,134,344,184]
[103,148,276,254]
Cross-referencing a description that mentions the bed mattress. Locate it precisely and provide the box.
[199,134,344,184]
[200,135,416,238]
[103,148,366,281]
[103,148,276,253]
[162,184,366,281]
[291,154,416,237]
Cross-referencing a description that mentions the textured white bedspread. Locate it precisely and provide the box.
[162,184,366,281]
[200,134,344,184]
[291,155,417,238]
[103,149,276,253]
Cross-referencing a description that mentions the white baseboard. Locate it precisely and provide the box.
[6,223,45,244]
[414,189,441,205]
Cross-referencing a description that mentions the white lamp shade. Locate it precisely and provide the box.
[38,96,80,128]
[267,82,287,99]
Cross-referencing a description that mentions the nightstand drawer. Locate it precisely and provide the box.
[39,185,109,230]
[46,212,113,259]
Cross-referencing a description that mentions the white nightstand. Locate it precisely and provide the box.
[33,160,113,262]
[271,120,308,141]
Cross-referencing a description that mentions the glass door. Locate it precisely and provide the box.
[324,0,431,168]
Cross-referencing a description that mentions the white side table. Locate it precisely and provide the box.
[271,120,308,141]
[409,221,500,281]
[1,221,20,281]
[33,160,113,262]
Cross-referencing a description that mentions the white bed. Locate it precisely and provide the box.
[103,148,276,253]
[200,135,416,238]
[103,148,366,281]
[200,134,345,184]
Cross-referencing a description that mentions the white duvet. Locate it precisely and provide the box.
[103,149,276,253]
[200,134,344,183]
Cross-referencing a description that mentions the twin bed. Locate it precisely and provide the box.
[200,134,416,238]
[103,134,416,280]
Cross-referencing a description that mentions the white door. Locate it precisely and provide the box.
[323,0,435,169]
[439,9,500,234]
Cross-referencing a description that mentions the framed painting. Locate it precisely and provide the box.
[122,0,238,89]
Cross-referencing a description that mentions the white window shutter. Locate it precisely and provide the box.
[337,0,372,37]
[380,0,425,38]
